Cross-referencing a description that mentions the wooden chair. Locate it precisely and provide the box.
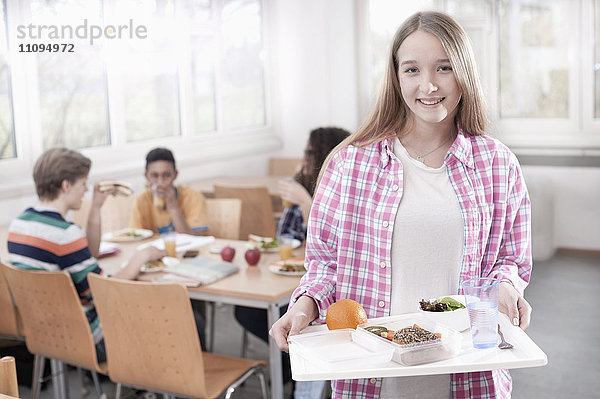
[205,198,242,240]
[70,195,135,234]
[0,262,107,399]
[0,267,23,341]
[87,274,268,399]
[213,185,276,240]
[0,356,19,397]
[268,157,302,177]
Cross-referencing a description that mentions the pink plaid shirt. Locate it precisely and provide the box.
[292,129,532,399]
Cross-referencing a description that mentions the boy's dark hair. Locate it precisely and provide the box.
[33,148,91,201]
[145,147,176,171]
[295,127,350,196]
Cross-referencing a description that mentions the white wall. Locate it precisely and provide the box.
[271,0,359,155]
[523,166,600,253]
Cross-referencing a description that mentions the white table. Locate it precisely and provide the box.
[290,313,547,381]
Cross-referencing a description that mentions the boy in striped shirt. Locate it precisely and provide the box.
[7,148,165,362]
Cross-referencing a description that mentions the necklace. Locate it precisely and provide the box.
[410,137,451,163]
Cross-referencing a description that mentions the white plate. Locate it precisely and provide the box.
[209,246,224,254]
[140,262,166,273]
[102,228,153,242]
[140,256,180,273]
[418,295,470,332]
[249,238,302,253]
[268,259,306,276]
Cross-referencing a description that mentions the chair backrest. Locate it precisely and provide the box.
[0,265,22,339]
[213,185,276,240]
[70,195,135,234]
[0,356,18,397]
[0,262,103,373]
[205,198,242,240]
[268,157,302,177]
[87,274,209,398]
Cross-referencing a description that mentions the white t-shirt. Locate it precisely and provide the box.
[380,138,464,399]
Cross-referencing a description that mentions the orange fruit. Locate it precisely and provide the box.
[326,299,368,330]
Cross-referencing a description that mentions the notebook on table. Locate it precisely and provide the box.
[164,256,239,285]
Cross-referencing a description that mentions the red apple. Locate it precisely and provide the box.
[244,247,261,266]
[220,246,236,262]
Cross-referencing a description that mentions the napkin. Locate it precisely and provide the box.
[98,241,121,258]
[137,234,215,253]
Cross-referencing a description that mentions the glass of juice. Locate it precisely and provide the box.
[162,232,177,258]
[278,236,294,261]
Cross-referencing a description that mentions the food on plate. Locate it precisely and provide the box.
[248,234,279,250]
[244,247,261,265]
[419,296,465,312]
[364,323,441,344]
[220,246,236,262]
[112,229,145,240]
[364,325,394,340]
[326,299,368,330]
[392,324,441,345]
[279,258,305,273]
[99,180,133,196]
[143,260,164,270]
[183,250,199,258]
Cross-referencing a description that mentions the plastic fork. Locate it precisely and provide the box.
[497,325,514,349]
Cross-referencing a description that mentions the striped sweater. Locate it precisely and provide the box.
[7,206,104,345]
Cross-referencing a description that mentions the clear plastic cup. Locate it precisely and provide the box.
[152,184,165,209]
[461,277,499,349]
[279,178,296,208]
[162,232,177,258]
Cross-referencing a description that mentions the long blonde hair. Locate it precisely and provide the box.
[317,11,487,185]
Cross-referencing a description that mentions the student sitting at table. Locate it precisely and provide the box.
[131,147,209,345]
[277,127,351,242]
[6,148,166,362]
[130,147,209,236]
[234,127,350,398]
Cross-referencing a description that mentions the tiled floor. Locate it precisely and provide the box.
[9,252,600,399]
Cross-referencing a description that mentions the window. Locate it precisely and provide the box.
[498,1,570,119]
[0,0,269,182]
[362,0,600,150]
[0,0,15,160]
[32,0,109,150]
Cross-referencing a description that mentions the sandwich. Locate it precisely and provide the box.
[248,234,279,250]
[99,180,133,196]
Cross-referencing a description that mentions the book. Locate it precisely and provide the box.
[164,256,239,285]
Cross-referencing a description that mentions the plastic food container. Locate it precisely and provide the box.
[288,328,395,369]
[358,315,462,366]
[418,295,470,332]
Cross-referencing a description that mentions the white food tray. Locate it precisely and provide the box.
[288,328,394,370]
[289,313,547,381]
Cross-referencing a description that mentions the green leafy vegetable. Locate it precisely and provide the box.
[436,296,466,311]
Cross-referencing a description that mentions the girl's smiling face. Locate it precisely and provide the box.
[397,29,462,128]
